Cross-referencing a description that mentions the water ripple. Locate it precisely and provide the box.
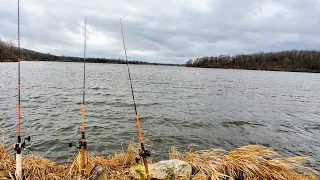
[0,62,319,168]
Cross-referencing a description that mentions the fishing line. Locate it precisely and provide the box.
[120,18,151,179]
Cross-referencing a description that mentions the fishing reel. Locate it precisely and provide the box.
[135,149,151,163]
[69,140,87,150]
[14,136,31,154]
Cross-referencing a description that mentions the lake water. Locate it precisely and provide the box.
[0,61,319,168]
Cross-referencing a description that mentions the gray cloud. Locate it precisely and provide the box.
[1,0,320,63]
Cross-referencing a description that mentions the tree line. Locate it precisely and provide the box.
[185,50,320,72]
[0,38,171,65]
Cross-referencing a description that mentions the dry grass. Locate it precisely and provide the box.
[170,144,227,180]
[0,144,15,174]
[22,155,69,180]
[170,145,318,180]
[0,141,140,180]
[0,143,318,180]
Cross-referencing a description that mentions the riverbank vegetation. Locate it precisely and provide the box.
[0,39,179,66]
[0,142,318,179]
[0,38,145,64]
[185,50,320,72]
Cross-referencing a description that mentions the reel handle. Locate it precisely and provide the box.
[25,136,31,141]
[68,142,79,149]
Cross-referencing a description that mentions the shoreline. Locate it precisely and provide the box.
[0,141,318,179]
[185,66,320,73]
[0,60,182,67]
[2,60,320,73]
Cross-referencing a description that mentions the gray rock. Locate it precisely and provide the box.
[89,165,105,180]
[130,159,192,180]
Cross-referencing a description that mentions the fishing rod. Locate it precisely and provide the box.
[14,0,31,179]
[120,18,151,179]
[69,17,88,176]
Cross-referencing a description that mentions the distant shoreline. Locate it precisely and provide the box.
[3,38,320,72]
[0,59,183,66]
[0,38,182,67]
[185,66,320,73]
[3,60,320,73]
[185,50,320,73]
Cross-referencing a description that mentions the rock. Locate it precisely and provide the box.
[89,165,105,180]
[130,159,192,180]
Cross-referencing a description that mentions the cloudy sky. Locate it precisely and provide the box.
[0,0,320,63]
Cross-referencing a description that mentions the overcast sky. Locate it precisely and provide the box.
[1,0,320,63]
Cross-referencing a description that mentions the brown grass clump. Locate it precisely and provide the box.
[0,144,69,179]
[170,145,227,180]
[67,141,141,179]
[22,155,69,180]
[218,145,277,179]
[0,141,141,180]
[169,145,225,180]
[0,145,15,176]
[170,145,319,180]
